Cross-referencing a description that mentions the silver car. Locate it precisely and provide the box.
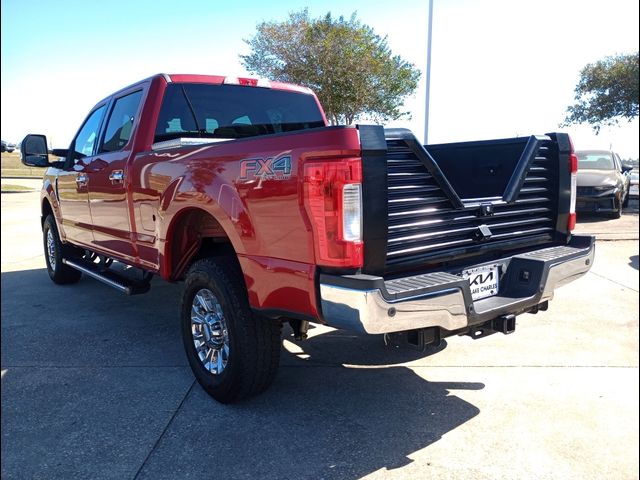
[1,140,16,153]
[575,150,632,218]
[630,171,639,198]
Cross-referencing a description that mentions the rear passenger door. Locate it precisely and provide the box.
[86,89,143,262]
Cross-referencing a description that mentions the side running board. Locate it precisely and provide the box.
[62,258,152,295]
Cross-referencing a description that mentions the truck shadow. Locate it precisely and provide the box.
[154,326,484,480]
[1,267,483,480]
[259,327,484,478]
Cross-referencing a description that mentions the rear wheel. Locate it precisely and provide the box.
[43,215,82,284]
[181,257,282,403]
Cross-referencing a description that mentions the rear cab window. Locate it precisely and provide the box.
[154,84,325,143]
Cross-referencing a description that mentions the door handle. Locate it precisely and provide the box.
[76,173,88,187]
[109,170,125,184]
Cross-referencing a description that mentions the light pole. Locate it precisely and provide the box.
[424,0,434,145]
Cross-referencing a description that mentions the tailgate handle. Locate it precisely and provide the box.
[109,170,125,184]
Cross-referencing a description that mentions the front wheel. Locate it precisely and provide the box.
[181,257,282,403]
[609,197,623,219]
[43,215,82,284]
[622,190,630,208]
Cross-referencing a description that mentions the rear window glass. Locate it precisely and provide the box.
[154,83,325,143]
[577,151,615,170]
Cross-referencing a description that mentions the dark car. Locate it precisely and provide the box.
[576,150,632,218]
[1,140,16,153]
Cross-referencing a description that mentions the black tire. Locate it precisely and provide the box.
[609,197,623,219]
[181,257,282,403]
[43,215,82,284]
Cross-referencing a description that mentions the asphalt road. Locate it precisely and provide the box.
[1,190,638,480]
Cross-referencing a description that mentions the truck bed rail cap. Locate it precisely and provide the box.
[151,137,233,151]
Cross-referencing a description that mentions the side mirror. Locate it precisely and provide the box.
[20,134,50,167]
[621,164,634,173]
[51,148,69,158]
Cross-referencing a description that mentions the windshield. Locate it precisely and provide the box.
[154,83,325,143]
[576,150,615,170]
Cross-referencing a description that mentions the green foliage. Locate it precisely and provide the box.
[561,52,639,133]
[241,9,421,125]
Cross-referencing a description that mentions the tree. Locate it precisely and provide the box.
[561,52,639,133]
[240,10,421,125]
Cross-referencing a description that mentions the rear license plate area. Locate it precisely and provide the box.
[463,265,500,301]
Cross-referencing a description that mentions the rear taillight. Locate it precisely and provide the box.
[302,158,363,267]
[568,137,578,231]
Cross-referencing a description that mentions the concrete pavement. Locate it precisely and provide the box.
[1,190,638,479]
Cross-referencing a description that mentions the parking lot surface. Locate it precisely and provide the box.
[2,190,639,480]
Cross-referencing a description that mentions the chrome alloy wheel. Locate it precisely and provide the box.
[191,288,230,375]
[46,229,56,270]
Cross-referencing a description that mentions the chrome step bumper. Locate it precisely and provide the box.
[319,235,595,334]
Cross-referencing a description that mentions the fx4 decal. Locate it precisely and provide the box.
[239,155,292,180]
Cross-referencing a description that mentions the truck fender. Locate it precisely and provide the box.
[158,177,254,279]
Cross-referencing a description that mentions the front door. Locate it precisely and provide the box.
[56,104,106,246]
[87,90,143,262]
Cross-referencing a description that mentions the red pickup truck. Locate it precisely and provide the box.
[22,74,594,403]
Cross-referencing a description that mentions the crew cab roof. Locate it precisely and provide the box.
[96,73,313,105]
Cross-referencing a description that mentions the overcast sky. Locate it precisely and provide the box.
[1,0,638,157]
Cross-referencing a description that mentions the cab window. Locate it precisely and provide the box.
[73,105,106,159]
[100,91,143,153]
[154,83,325,142]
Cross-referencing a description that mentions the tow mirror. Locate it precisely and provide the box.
[20,134,50,167]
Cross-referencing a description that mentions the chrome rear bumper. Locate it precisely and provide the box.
[319,235,595,334]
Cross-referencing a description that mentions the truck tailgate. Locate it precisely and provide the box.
[366,129,572,274]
